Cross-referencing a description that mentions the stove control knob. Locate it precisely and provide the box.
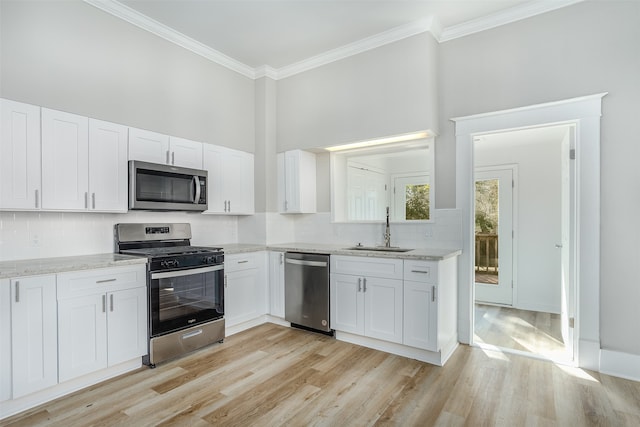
[161,260,179,269]
[203,256,216,264]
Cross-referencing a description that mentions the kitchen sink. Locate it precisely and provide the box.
[345,246,413,253]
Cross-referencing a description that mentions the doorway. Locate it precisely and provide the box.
[453,93,606,369]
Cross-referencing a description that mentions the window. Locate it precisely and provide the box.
[393,174,430,221]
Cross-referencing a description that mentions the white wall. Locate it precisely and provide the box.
[276,32,439,152]
[475,131,563,313]
[0,0,255,152]
[438,1,640,356]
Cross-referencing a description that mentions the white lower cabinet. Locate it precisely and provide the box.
[9,275,58,399]
[403,278,437,351]
[268,251,285,318]
[57,265,147,382]
[330,256,403,344]
[225,252,267,327]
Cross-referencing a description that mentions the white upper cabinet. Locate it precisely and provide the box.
[203,144,254,215]
[88,119,128,212]
[277,149,316,213]
[0,99,41,210]
[41,108,127,212]
[128,128,169,165]
[128,128,203,169]
[169,136,204,169]
[41,108,89,210]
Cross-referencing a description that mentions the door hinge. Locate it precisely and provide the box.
[569,317,575,328]
[570,149,576,160]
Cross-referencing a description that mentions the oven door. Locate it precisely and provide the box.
[149,265,224,337]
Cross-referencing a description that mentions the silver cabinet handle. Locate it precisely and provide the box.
[238,260,249,264]
[110,294,114,312]
[92,193,96,209]
[432,286,436,302]
[363,277,367,292]
[166,150,170,164]
[172,152,175,165]
[357,278,362,292]
[228,200,231,211]
[102,295,106,313]
[35,189,39,208]
[284,200,288,211]
[224,200,228,212]
[411,270,429,274]
[15,281,19,303]
[85,192,88,209]
[96,278,116,284]
[280,253,284,264]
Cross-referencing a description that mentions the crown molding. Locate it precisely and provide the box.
[440,0,584,42]
[276,16,440,79]
[84,0,256,79]
[85,0,583,80]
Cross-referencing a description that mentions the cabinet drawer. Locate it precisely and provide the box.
[331,255,403,280]
[404,260,438,284]
[57,264,146,298]
[225,252,259,272]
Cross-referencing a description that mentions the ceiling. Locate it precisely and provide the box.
[112,0,575,73]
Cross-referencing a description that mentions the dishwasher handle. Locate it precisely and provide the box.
[285,258,328,268]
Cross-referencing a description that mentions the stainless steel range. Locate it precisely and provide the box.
[115,223,224,367]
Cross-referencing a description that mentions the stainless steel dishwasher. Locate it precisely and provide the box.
[284,252,332,334]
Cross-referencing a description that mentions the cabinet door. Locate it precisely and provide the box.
[10,275,57,398]
[0,99,41,210]
[202,144,227,213]
[283,150,301,212]
[330,273,364,335]
[128,128,169,164]
[107,287,147,366]
[363,276,403,344]
[278,150,316,214]
[403,280,437,351]
[41,108,89,210]
[269,252,285,318]
[227,150,254,215]
[225,269,259,327]
[88,119,128,212]
[0,279,10,402]
[58,294,108,382]
[168,136,202,169]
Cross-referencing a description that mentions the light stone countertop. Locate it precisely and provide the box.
[220,242,461,261]
[0,253,147,280]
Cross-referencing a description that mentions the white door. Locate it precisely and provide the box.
[88,119,128,212]
[10,275,58,398]
[58,294,108,382]
[330,273,364,335]
[363,276,403,343]
[107,287,147,366]
[168,136,202,169]
[41,108,89,210]
[0,99,41,210]
[474,168,514,305]
[128,128,170,164]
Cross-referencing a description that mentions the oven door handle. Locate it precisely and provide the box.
[151,264,223,280]
[192,175,201,204]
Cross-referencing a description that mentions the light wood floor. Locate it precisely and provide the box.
[474,304,568,361]
[4,323,640,426]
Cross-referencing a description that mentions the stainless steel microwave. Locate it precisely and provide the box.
[129,160,208,211]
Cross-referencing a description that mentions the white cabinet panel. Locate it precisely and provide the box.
[0,279,11,402]
[225,253,266,327]
[10,275,57,398]
[58,294,108,382]
[0,99,41,210]
[330,273,364,335]
[107,287,147,366]
[41,108,89,210]
[169,136,203,169]
[203,144,254,215]
[128,128,170,164]
[268,252,285,318]
[277,150,316,213]
[88,119,128,212]
[403,280,437,351]
[363,276,403,344]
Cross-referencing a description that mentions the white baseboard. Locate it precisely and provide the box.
[578,338,601,371]
[599,348,640,382]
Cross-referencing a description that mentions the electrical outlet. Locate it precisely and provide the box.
[424,226,433,237]
[30,233,41,247]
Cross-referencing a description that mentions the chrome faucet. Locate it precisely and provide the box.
[383,206,391,248]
